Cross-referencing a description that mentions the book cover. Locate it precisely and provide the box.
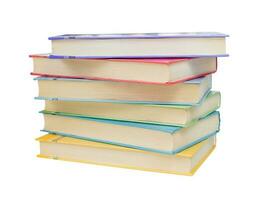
[49,32,229,58]
[37,133,216,176]
[49,32,229,40]
[40,111,220,154]
[30,54,217,85]
[30,54,192,64]
[49,54,227,59]
[34,76,211,105]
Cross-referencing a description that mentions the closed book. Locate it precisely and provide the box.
[37,134,216,176]
[41,111,220,154]
[31,54,217,84]
[49,32,228,58]
[35,75,211,105]
[44,91,220,127]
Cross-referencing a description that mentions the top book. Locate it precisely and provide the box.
[49,32,228,58]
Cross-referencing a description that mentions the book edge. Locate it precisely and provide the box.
[36,143,215,176]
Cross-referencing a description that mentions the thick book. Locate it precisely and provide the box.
[35,75,211,105]
[49,32,228,58]
[30,54,217,84]
[37,133,216,176]
[44,91,220,127]
[41,111,220,154]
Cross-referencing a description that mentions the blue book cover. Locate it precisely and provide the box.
[40,111,220,154]
[41,111,219,133]
[49,32,229,59]
[34,76,211,106]
[49,32,229,40]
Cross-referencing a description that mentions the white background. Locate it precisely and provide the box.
[1,0,264,199]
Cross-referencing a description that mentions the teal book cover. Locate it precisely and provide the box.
[35,76,211,106]
[41,111,220,154]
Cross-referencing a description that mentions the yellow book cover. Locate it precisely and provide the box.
[37,134,216,176]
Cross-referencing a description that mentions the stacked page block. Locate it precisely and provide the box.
[31,32,228,175]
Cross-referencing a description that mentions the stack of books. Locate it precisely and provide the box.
[31,32,228,175]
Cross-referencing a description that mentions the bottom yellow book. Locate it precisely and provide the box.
[36,134,216,176]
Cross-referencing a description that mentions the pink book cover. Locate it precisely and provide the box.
[30,54,217,85]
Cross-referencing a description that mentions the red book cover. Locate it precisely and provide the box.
[30,54,217,85]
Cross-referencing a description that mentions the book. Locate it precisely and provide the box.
[37,133,216,176]
[30,54,217,84]
[49,32,228,58]
[35,75,212,105]
[43,91,220,127]
[40,111,220,154]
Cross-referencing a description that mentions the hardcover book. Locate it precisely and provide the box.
[44,91,220,127]
[31,54,217,84]
[41,111,220,154]
[37,134,216,176]
[35,75,212,105]
[49,32,228,58]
